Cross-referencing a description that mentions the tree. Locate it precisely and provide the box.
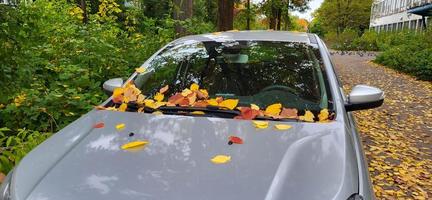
[314,0,372,35]
[261,0,310,30]
[217,0,235,31]
[173,0,193,36]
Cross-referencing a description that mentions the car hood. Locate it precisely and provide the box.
[12,110,358,200]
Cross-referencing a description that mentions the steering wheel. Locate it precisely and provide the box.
[260,85,298,95]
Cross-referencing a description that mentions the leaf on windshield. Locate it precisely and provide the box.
[228,136,243,144]
[112,88,124,103]
[206,99,218,106]
[181,88,193,97]
[251,104,260,110]
[265,103,282,116]
[116,123,126,130]
[168,93,184,105]
[188,93,197,105]
[253,120,269,129]
[197,89,209,98]
[275,124,292,130]
[236,107,259,120]
[318,109,329,122]
[190,111,205,115]
[93,122,105,129]
[121,140,149,150]
[154,92,164,102]
[211,155,231,164]
[119,103,127,112]
[152,111,163,115]
[135,68,146,73]
[193,100,208,107]
[280,108,298,119]
[299,110,315,122]
[159,85,169,94]
[190,83,200,91]
[219,99,239,110]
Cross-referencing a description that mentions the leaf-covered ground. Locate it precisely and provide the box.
[331,52,432,200]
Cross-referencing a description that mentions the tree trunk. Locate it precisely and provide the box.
[80,0,88,23]
[173,0,193,36]
[246,0,250,30]
[269,6,278,29]
[276,8,282,30]
[218,0,234,31]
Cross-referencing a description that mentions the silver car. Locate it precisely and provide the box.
[1,31,383,200]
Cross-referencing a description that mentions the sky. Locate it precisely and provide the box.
[252,0,324,21]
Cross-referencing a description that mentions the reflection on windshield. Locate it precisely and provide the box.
[134,40,330,111]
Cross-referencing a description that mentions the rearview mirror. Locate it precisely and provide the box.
[103,78,123,95]
[345,85,384,112]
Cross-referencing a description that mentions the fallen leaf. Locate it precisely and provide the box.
[152,111,163,115]
[190,111,205,115]
[206,99,219,106]
[119,103,127,112]
[193,100,208,107]
[236,107,259,120]
[93,122,105,128]
[159,85,169,94]
[280,108,298,119]
[116,123,126,130]
[154,92,164,102]
[95,105,106,110]
[112,88,124,103]
[318,109,329,122]
[228,136,243,144]
[253,121,269,129]
[211,155,231,164]
[197,89,209,98]
[190,83,200,91]
[135,68,146,73]
[275,124,292,130]
[168,93,184,105]
[121,140,149,150]
[299,110,315,122]
[265,103,282,116]
[219,99,239,110]
[251,104,260,110]
[181,88,193,97]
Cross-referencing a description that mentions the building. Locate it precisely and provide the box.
[370,0,432,32]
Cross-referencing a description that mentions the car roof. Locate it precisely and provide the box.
[174,30,317,44]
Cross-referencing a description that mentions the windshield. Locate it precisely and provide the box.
[133,40,332,112]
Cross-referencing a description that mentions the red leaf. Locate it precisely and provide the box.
[93,122,105,129]
[228,136,243,144]
[168,93,184,105]
[279,108,298,119]
[237,107,259,120]
[159,85,169,94]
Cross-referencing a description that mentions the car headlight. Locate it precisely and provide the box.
[0,170,13,200]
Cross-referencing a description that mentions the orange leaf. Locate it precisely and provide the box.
[280,108,298,119]
[228,136,243,144]
[197,89,209,99]
[168,93,184,105]
[159,85,169,94]
[193,100,208,107]
[236,107,259,120]
[93,122,105,128]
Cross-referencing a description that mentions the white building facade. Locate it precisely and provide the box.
[370,0,432,32]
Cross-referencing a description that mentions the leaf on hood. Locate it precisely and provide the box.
[118,103,128,112]
[206,99,219,106]
[168,93,184,105]
[274,124,292,130]
[121,140,149,150]
[193,100,208,107]
[116,123,126,130]
[219,99,239,110]
[211,155,231,164]
[251,104,260,110]
[135,68,146,73]
[181,88,193,97]
[236,107,259,120]
[280,108,298,119]
[93,122,105,128]
[190,83,200,91]
[152,111,163,115]
[159,85,169,94]
[154,92,164,102]
[299,110,315,122]
[253,120,269,129]
[188,93,197,105]
[265,103,282,116]
[318,109,329,122]
[190,111,205,115]
[228,136,243,144]
[95,106,106,110]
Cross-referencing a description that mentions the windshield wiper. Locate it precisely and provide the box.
[158,106,240,117]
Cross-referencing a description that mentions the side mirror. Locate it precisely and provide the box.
[345,85,384,112]
[103,78,123,95]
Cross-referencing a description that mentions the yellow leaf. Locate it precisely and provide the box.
[113,87,123,97]
[211,155,231,164]
[265,103,282,116]
[181,88,193,97]
[190,83,200,91]
[121,140,149,150]
[118,103,127,112]
[318,109,329,122]
[212,32,222,35]
[275,124,292,130]
[72,96,81,100]
[116,123,126,130]
[207,99,218,106]
[154,92,164,102]
[152,111,163,115]
[199,89,209,97]
[253,121,269,129]
[219,99,239,110]
[299,110,315,122]
[251,104,260,110]
[190,111,205,115]
[135,67,146,73]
